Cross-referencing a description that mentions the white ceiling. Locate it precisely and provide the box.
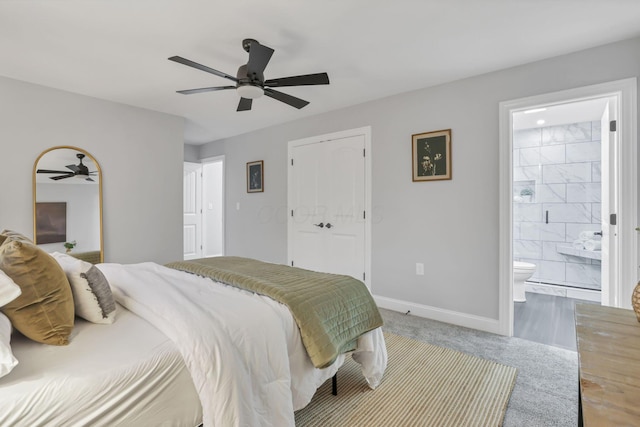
[513,98,610,130]
[2,1,640,145]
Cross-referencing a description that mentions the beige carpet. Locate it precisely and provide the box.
[295,332,517,426]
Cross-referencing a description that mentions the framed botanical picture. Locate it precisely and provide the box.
[412,129,452,181]
[247,160,264,193]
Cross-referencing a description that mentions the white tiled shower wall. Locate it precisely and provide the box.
[513,121,602,291]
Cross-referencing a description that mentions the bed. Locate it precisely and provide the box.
[1,304,202,426]
[0,235,387,427]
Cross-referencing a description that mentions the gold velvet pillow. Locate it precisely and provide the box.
[0,229,33,243]
[0,239,74,345]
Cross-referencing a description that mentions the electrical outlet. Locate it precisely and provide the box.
[416,263,424,275]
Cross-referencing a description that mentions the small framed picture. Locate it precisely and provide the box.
[247,160,264,193]
[412,129,452,181]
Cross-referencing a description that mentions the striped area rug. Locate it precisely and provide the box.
[295,332,517,426]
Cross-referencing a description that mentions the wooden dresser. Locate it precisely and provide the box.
[575,303,640,426]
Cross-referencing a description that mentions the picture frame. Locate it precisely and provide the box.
[412,129,452,181]
[246,160,264,193]
[35,202,67,244]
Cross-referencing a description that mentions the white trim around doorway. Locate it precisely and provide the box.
[498,78,638,336]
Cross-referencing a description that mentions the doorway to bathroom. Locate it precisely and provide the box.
[512,98,609,302]
[498,78,638,343]
[512,97,611,349]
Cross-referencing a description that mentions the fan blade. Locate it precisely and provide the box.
[66,164,80,173]
[37,169,72,174]
[264,88,309,109]
[265,72,329,88]
[168,56,238,83]
[177,86,236,95]
[237,97,253,111]
[50,174,74,180]
[246,42,274,79]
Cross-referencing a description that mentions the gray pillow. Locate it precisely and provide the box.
[81,266,116,320]
[51,252,116,324]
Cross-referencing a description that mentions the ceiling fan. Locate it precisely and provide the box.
[37,153,97,182]
[169,38,330,111]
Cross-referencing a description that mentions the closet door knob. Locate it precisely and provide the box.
[325,223,333,229]
[314,222,324,228]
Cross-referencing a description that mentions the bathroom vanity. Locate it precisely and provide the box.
[575,303,640,426]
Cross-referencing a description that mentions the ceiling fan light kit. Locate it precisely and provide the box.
[237,84,264,99]
[170,38,329,111]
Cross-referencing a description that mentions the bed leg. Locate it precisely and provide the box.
[332,373,337,396]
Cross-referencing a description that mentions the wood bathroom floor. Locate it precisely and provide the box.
[514,292,598,351]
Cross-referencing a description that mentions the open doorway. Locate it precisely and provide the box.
[498,78,638,343]
[183,156,225,260]
[202,156,224,257]
[511,97,612,350]
[512,98,611,301]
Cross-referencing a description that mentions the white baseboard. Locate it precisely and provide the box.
[374,295,503,335]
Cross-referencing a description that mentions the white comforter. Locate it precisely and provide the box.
[98,262,386,427]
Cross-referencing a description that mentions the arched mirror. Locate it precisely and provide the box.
[33,146,103,263]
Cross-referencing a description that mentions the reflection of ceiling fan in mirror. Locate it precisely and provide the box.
[37,153,98,182]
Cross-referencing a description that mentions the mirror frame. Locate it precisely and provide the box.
[32,145,104,263]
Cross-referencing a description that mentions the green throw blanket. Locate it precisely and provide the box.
[166,256,383,368]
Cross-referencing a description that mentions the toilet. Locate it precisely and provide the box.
[513,261,536,302]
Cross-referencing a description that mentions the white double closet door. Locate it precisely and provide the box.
[289,134,366,282]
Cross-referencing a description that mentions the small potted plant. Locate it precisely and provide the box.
[63,240,77,254]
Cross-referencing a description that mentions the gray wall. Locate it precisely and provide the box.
[184,144,200,163]
[0,76,185,264]
[200,36,640,322]
[36,183,101,254]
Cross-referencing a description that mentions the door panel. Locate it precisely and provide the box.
[294,230,325,272]
[327,233,360,277]
[183,224,198,259]
[290,135,365,281]
[600,98,618,306]
[325,136,365,280]
[183,162,202,260]
[291,142,323,269]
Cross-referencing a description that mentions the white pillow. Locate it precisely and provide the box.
[0,312,18,378]
[51,252,116,324]
[0,269,22,307]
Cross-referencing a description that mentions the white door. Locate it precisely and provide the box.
[290,135,366,281]
[325,137,366,279]
[202,158,224,257]
[290,141,326,273]
[183,162,202,260]
[600,98,618,306]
